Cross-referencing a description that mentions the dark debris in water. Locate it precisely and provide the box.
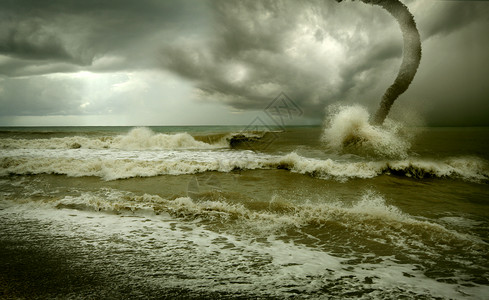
[227,134,261,148]
[70,142,82,149]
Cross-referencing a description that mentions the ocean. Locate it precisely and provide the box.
[1,120,488,298]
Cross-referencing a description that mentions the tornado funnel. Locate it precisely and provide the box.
[338,0,422,125]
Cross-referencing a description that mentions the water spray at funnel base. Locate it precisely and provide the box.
[321,105,412,158]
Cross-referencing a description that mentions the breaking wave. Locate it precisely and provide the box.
[0,127,226,150]
[0,127,277,151]
[50,189,480,252]
[1,151,487,182]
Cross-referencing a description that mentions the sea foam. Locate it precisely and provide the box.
[3,185,487,299]
[5,195,481,300]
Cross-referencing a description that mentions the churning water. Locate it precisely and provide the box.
[1,120,488,299]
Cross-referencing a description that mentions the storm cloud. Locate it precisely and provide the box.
[161,0,401,116]
[160,0,489,125]
[0,0,488,125]
[0,0,208,76]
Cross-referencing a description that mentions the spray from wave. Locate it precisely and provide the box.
[338,0,422,124]
[321,105,412,158]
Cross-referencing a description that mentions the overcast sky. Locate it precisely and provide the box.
[0,0,488,126]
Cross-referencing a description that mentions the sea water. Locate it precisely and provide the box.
[1,118,488,298]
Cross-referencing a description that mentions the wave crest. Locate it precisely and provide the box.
[0,127,282,151]
[0,127,222,150]
[1,151,487,182]
[50,189,475,250]
[112,127,217,150]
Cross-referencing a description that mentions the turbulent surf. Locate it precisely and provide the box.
[1,125,488,299]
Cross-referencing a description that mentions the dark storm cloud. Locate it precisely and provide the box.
[407,0,489,126]
[0,0,209,118]
[0,18,73,62]
[0,0,208,76]
[161,0,404,118]
[0,0,488,125]
[405,10,489,126]
[418,1,483,40]
[161,0,489,125]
